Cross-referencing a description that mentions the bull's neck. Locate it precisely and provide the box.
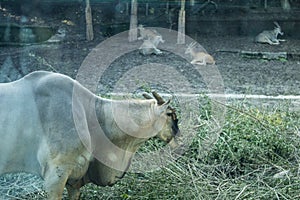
[94,97,156,152]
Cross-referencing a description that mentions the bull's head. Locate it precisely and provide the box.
[143,91,180,146]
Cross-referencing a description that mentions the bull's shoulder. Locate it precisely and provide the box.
[25,71,78,96]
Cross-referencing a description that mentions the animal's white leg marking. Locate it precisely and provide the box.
[44,163,71,200]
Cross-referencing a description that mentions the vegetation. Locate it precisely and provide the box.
[78,99,300,200]
[1,99,299,199]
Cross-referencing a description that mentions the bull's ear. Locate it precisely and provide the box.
[143,93,153,100]
[155,99,170,115]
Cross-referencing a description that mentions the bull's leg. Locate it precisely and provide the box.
[43,164,71,200]
[66,182,81,200]
[66,187,80,200]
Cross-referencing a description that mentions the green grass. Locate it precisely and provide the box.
[4,99,298,199]
[80,100,300,200]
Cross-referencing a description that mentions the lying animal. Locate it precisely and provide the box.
[185,42,215,65]
[137,24,162,41]
[138,25,165,55]
[47,27,66,43]
[139,34,165,55]
[0,71,180,200]
[255,22,285,45]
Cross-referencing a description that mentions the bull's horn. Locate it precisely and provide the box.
[152,91,165,105]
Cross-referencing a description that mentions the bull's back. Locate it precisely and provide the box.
[0,71,82,175]
[0,73,44,174]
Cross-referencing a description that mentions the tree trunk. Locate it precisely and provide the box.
[281,0,291,12]
[128,0,138,42]
[177,0,185,44]
[85,0,94,41]
[126,2,129,15]
[146,3,149,16]
[190,0,195,6]
[166,1,169,14]
[264,0,268,10]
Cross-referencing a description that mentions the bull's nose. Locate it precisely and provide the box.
[175,129,181,136]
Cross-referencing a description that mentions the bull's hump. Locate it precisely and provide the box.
[26,71,75,96]
[24,71,73,85]
[24,70,53,79]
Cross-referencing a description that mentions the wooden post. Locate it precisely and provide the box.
[264,0,268,10]
[177,0,185,44]
[190,0,195,6]
[146,3,149,16]
[281,0,291,12]
[166,1,169,14]
[129,0,138,42]
[126,2,129,15]
[85,0,94,41]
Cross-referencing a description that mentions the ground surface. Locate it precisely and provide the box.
[0,3,299,96]
[0,3,299,199]
[1,34,299,96]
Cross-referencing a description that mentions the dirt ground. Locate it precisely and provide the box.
[0,4,300,199]
[2,32,300,198]
[202,36,300,95]
[1,33,299,96]
[0,3,299,97]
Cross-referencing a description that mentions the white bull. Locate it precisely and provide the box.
[0,71,179,200]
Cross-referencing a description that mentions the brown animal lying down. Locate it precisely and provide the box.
[185,42,215,65]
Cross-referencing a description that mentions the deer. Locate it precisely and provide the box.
[137,25,164,41]
[255,22,286,45]
[137,25,165,55]
[185,42,215,65]
[139,34,165,55]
